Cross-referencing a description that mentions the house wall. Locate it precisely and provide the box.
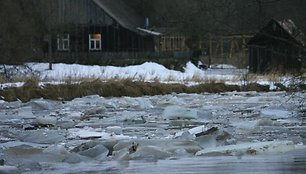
[249,43,301,73]
[35,0,155,56]
[158,35,187,52]
[51,25,152,52]
[194,35,252,68]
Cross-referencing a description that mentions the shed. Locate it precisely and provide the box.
[248,19,305,73]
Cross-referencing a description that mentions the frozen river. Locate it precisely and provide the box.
[0,91,305,174]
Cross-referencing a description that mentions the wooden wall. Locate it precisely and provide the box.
[35,0,155,55]
[249,44,302,73]
[198,35,253,68]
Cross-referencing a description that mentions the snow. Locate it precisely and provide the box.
[210,64,237,69]
[0,62,305,90]
[25,62,242,83]
[0,82,24,89]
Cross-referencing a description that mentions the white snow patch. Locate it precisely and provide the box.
[210,64,237,69]
[25,62,243,83]
[0,82,24,90]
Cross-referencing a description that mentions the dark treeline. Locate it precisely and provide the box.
[0,0,306,64]
[0,0,46,64]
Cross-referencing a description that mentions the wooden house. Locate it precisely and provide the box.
[35,0,162,63]
[248,19,305,73]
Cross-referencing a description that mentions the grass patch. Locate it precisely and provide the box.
[0,79,278,102]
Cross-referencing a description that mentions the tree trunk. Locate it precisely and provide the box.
[48,34,52,70]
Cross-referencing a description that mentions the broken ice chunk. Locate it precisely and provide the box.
[0,165,18,174]
[129,145,171,160]
[163,106,198,120]
[84,106,106,116]
[68,128,102,139]
[74,143,109,161]
[106,126,123,135]
[42,145,70,162]
[195,141,305,156]
[20,130,66,144]
[175,125,218,139]
[260,107,296,119]
[137,98,154,109]
[27,99,57,111]
[35,116,57,126]
[17,106,36,119]
[68,127,132,140]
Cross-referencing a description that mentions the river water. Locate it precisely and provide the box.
[0,92,305,174]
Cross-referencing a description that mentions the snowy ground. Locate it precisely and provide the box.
[0,92,305,173]
[1,62,301,90]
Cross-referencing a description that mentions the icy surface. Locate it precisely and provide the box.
[163,106,198,120]
[195,141,303,156]
[0,92,305,173]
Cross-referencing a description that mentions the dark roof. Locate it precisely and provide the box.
[279,19,305,46]
[93,0,145,33]
[248,19,305,47]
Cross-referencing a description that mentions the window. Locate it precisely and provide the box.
[89,34,102,51]
[57,34,70,51]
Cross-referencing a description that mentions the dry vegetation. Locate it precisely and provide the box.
[0,78,272,102]
[1,71,305,102]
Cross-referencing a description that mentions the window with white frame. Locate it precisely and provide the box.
[57,34,70,51]
[89,34,102,51]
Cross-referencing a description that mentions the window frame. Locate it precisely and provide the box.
[57,34,70,51]
[89,34,102,51]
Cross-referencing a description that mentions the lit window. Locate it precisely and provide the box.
[89,34,102,51]
[57,34,70,51]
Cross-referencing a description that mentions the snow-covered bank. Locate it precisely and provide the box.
[0,62,304,90]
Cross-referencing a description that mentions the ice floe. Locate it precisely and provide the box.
[196,141,306,156]
[163,106,198,120]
